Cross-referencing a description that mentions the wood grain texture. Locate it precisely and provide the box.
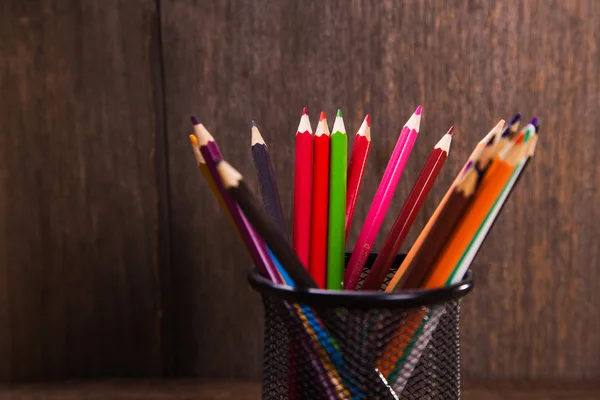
[0,0,163,380]
[2,380,600,400]
[161,0,600,380]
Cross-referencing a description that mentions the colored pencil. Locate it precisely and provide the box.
[327,109,348,290]
[217,160,318,289]
[362,126,453,291]
[293,108,313,269]
[345,115,371,241]
[309,112,331,288]
[344,106,422,290]
[251,121,287,234]
[425,132,531,288]
[385,119,505,292]
[191,117,280,281]
[250,124,301,395]
[389,163,481,290]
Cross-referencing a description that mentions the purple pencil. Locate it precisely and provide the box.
[191,117,280,282]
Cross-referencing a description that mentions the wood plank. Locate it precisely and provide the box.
[0,0,163,380]
[2,380,600,400]
[161,0,600,380]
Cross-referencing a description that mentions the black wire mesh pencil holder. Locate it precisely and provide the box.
[248,253,473,400]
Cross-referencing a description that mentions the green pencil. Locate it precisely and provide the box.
[327,109,347,290]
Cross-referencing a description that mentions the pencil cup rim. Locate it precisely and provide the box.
[247,253,473,309]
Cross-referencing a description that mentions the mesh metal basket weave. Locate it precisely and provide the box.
[249,254,473,400]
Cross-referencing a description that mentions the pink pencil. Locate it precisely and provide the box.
[344,106,422,290]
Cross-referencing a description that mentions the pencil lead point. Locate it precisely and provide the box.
[191,115,200,125]
[529,116,539,127]
[357,115,370,138]
[319,111,326,121]
[332,111,346,134]
[297,109,313,134]
[251,120,257,128]
[447,126,454,135]
[406,107,422,131]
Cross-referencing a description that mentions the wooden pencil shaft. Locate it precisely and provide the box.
[252,143,287,235]
[230,179,318,288]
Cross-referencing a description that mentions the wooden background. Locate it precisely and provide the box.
[1,0,598,382]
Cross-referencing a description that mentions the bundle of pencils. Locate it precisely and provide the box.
[187,108,539,394]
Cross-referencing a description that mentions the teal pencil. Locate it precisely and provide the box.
[327,109,347,290]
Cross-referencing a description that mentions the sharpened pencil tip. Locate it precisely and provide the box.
[251,122,265,145]
[336,109,342,117]
[217,161,243,188]
[319,111,326,121]
[447,126,454,135]
[332,111,347,134]
[302,107,308,116]
[191,115,200,125]
[415,105,422,115]
[509,113,521,126]
[366,114,371,127]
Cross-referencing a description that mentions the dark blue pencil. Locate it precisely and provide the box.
[251,121,287,236]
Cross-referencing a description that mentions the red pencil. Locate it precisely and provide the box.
[362,126,453,291]
[308,112,330,288]
[293,107,313,269]
[345,115,371,242]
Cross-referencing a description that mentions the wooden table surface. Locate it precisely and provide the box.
[1,380,599,400]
